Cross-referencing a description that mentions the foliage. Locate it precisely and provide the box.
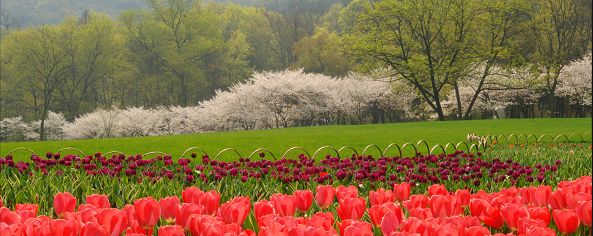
[340,0,591,120]
[293,27,350,76]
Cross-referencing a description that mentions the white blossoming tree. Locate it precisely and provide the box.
[556,53,592,117]
[0,116,32,141]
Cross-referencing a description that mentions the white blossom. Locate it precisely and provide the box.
[557,53,592,106]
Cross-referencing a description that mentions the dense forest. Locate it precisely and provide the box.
[0,0,591,141]
[0,0,349,26]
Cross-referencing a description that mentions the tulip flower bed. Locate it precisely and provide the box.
[1,144,592,213]
[1,143,591,235]
[1,176,592,235]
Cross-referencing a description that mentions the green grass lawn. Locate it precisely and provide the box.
[1,118,591,161]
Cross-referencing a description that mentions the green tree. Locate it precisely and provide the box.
[342,0,471,120]
[456,0,534,119]
[122,0,225,105]
[293,27,350,76]
[55,12,128,119]
[0,26,68,140]
[209,4,282,70]
[529,0,592,117]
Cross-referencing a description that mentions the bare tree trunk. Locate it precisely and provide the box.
[453,82,462,119]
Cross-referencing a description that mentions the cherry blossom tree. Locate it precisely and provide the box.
[556,53,592,114]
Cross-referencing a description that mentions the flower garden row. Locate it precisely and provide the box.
[0,150,566,187]
[1,176,592,235]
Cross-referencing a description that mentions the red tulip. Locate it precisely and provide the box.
[576,200,592,227]
[1,222,21,236]
[122,204,135,227]
[15,204,38,216]
[408,207,433,219]
[270,194,297,217]
[201,220,226,236]
[315,185,335,209]
[225,222,243,235]
[23,216,51,235]
[54,192,77,218]
[78,204,97,213]
[302,226,332,236]
[528,206,551,226]
[86,194,110,209]
[469,199,490,217]
[336,185,359,202]
[369,188,394,206]
[532,186,552,207]
[443,215,481,229]
[567,192,592,210]
[239,229,257,236]
[133,197,160,230]
[454,189,470,207]
[402,195,428,210]
[427,184,448,196]
[158,225,184,236]
[517,217,546,235]
[487,195,506,209]
[338,219,372,236]
[191,214,236,236]
[429,194,462,218]
[401,217,436,235]
[125,220,147,235]
[344,223,373,236]
[199,190,221,215]
[393,183,411,202]
[464,226,491,236]
[525,226,556,236]
[550,188,569,210]
[500,203,529,230]
[182,186,203,204]
[519,187,535,205]
[50,219,78,236]
[258,219,288,236]
[0,207,21,226]
[481,206,504,229]
[380,211,405,235]
[294,190,313,212]
[369,202,403,226]
[175,203,204,230]
[71,208,98,225]
[435,223,462,236]
[553,209,580,234]
[80,222,107,236]
[159,196,180,222]
[336,197,366,220]
[254,200,275,223]
[308,212,335,231]
[96,208,128,236]
[218,197,250,225]
[16,209,36,222]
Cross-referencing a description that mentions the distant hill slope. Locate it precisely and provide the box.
[1,0,147,26]
[0,0,348,26]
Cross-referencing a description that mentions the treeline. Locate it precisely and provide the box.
[0,0,349,27]
[1,0,349,120]
[1,0,592,141]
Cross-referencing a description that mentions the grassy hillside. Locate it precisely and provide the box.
[1,118,590,161]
